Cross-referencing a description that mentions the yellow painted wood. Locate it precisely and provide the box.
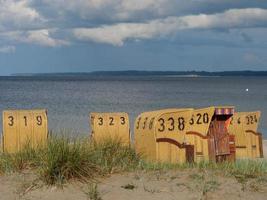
[2,109,48,153]
[90,112,130,145]
[3,110,19,153]
[186,107,215,162]
[134,111,158,161]
[244,111,261,158]
[228,112,247,158]
[188,107,215,136]
[229,111,261,159]
[155,109,193,164]
[33,111,48,148]
[134,108,193,164]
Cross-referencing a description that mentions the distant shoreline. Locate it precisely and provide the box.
[9,70,267,77]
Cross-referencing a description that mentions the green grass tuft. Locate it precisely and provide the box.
[91,137,141,174]
[0,143,41,174]
[84,183,102,200]
[38,137,97,184]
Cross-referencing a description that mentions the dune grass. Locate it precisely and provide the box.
[0,136,141,184]
[139,159,267,177]
[1,135,267,185]
[0,143,41,174]
[39,137,97,184]
[90,138,141,174]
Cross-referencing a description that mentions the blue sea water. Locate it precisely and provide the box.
[0,76,266,137]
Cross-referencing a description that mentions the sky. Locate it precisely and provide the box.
[0,0,267,75]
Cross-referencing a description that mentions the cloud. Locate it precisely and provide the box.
[42,0,174,21]
[73,8,267,46]
[1,29,69,47]
[0,1,67,48]
[1,1,267,48]
[40,0,267,23]
[0,0,44,31]
[0,45,16,53]
[25,29,69,47]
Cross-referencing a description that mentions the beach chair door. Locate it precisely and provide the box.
[208,118,230,162]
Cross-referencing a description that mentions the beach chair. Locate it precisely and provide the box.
[228,111,263,159]
[2,109,48,153]
[186,106,235,162]
[90,112,130,146]
[134,108,193,164]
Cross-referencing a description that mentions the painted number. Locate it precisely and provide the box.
[158,117,185,132]
[143,117,148,129]
[149,118,154,130]
[36,116,42,126]
[109,117,114,126]
[24,116,27,126]
[254,115,258,123]
[168,117,175,131]
[230,117,240,125]
[246,115,258,125]
[158,118,165,132]
[189,116,194,125]
[203,113,209,123]
[190,113,209,125]
[8,116,14,126]
[178,117,185,131]
[136,117,141,129]
[120,117,126,125]
[196,113,202,124]
[98,117,103,126]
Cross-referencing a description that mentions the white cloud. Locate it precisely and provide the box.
[25,29,69,47]
[73,8,267,46]
[0,1,69,48]
[0,45,16,53]
[43,0,174,20]
[41,0,266,22]
[0,0,44,31]
[1,29,69,47]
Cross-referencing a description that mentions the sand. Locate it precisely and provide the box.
[1,169,267,200]
[1,141,267,200]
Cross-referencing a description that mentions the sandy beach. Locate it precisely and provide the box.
[0,141,267,200]
[1,170,267,200]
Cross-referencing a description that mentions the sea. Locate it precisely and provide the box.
[0,76,266,137]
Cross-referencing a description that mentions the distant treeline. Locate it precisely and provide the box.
[11,70,267,77]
